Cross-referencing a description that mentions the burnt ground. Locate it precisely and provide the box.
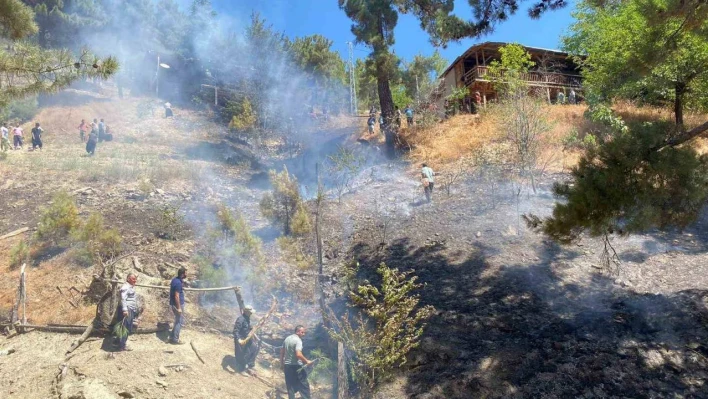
[321,163,708,399]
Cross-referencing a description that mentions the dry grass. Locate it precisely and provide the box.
[403,102,707,173]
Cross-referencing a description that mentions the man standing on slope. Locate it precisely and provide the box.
[115,274,138,351]
[12,124,23,150]
[169,267,187,344]
[421,163,435,203]
[404,104,414,127]
[233,305,261,375]
[31,122,43,150]
[281,325,313,399]
[1,122,10,152]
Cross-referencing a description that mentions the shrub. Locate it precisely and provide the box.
[216,204,265,267]
[36,192,81,244]
[327,263,435,397]
[72,213,123,265]
[260,168,309,235]
[277,236,313,271]
[308,349,335,385]
[0,95,38,123]
[155,204,186,240]
[194,255,229,302]
[227,97,257,131]
[290,203,312,236]
[9,240,29,269]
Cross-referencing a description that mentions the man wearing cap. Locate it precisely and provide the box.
[233,305,261,375]
[169,267,187,344]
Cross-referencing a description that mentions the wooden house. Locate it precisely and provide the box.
[438,42,583,109]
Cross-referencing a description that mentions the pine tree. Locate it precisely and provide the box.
[0,0,118,106]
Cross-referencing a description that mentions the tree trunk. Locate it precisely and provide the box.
[378,76,395,158]
[675,82,685,126]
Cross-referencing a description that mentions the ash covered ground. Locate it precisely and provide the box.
[316,160,708,399]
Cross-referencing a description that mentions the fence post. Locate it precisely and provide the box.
[337,341,349,399]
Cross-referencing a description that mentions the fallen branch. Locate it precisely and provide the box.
[190,341,206,364]
[66,321,95,354]
[16,323,168,335]
[250,373,288,394]
[243,296,278,345]
[0,227,30,240]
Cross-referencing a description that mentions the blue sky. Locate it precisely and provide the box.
[211,0,577,68]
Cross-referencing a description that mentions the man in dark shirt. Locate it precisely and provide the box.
[31,122,43,150]
[169,267,187,344]
[233,305,260,375]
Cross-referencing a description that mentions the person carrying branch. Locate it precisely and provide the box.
[233,304,261,375]
[114,274,138,351]
[169,267,187,345]
[281,325,313,399]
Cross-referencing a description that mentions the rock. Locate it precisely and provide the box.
[476,231,482,238]
[158,366,168,377]
[156,380,168,388]
[155,188,165,195]
[118,391,135,398]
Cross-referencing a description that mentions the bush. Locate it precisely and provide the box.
[217,205,265,266]
[9,240,30,269]
[227,97,257,131]
[0,96,39,123]
[327,263,435,397]
[36,192,81,244]
[290,203,312,236]
[278,236,313,271]
[260,168,309,235]
[194,255,229,302]
[155,204,186,240]
[72,213,123,265]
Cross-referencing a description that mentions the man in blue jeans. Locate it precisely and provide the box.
[169,267,187,344]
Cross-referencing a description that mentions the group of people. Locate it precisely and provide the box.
[0,122,45,152]
[557,89,578,105]
[367,104,415,135]
[78,118,113,156]
[116,269,315,399]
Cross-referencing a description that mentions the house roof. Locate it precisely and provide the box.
[439,41,573,78]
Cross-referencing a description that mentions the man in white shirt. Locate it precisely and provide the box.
[280,325,313,399]
[115,274,138,351]
[0,122,9,152]
[421,163,435,203]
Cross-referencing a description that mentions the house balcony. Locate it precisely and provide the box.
[462,66,582,89]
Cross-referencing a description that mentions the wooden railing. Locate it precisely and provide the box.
[463,66,582,88]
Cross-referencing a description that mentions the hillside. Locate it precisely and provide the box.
[1,94,708,399]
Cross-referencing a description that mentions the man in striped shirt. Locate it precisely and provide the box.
[116,274,138,351]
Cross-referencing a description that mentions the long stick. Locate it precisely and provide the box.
[98,279,241,292]
[190,341,206,364]
[21,264,26,325]
[0,227,29,240]
[17,323,168,334]
[243,296,277,345]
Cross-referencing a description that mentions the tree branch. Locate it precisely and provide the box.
[661,121,708,149]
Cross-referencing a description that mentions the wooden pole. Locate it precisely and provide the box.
[16,323,168,334]
[233,287,245,315]
[190,341,206,364]
[337,341,349,399]
[21,264,26,325]
[98,279,240,292]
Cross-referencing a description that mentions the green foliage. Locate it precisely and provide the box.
[216,204,265,269]
[9,239,29,269]
[290,203,312,236]
[155,204,186,240]
[308,349,335,384]
[401,51,447,102]
[227,97,257,131]
[72,213,123,264]
[528,121,708,243]
[488,43,535,95]
[36,191,81,244]
[446,87,468,102]
[563,0,708,123]
[327,263,435,397]
[0,95,38,123]
[391,84,413,110]
[260,168,307,235]
[194,255,229,302]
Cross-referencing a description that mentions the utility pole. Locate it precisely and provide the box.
[347,42,357,115]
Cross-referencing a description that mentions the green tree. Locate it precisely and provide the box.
[260,168,309,236]
[563,0,708,125]
[0,0,117,106]
[289,34,347,109]
[400,50,447,103]
[327,263,435,397]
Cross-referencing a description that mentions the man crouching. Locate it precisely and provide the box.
[233,305,260,375]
